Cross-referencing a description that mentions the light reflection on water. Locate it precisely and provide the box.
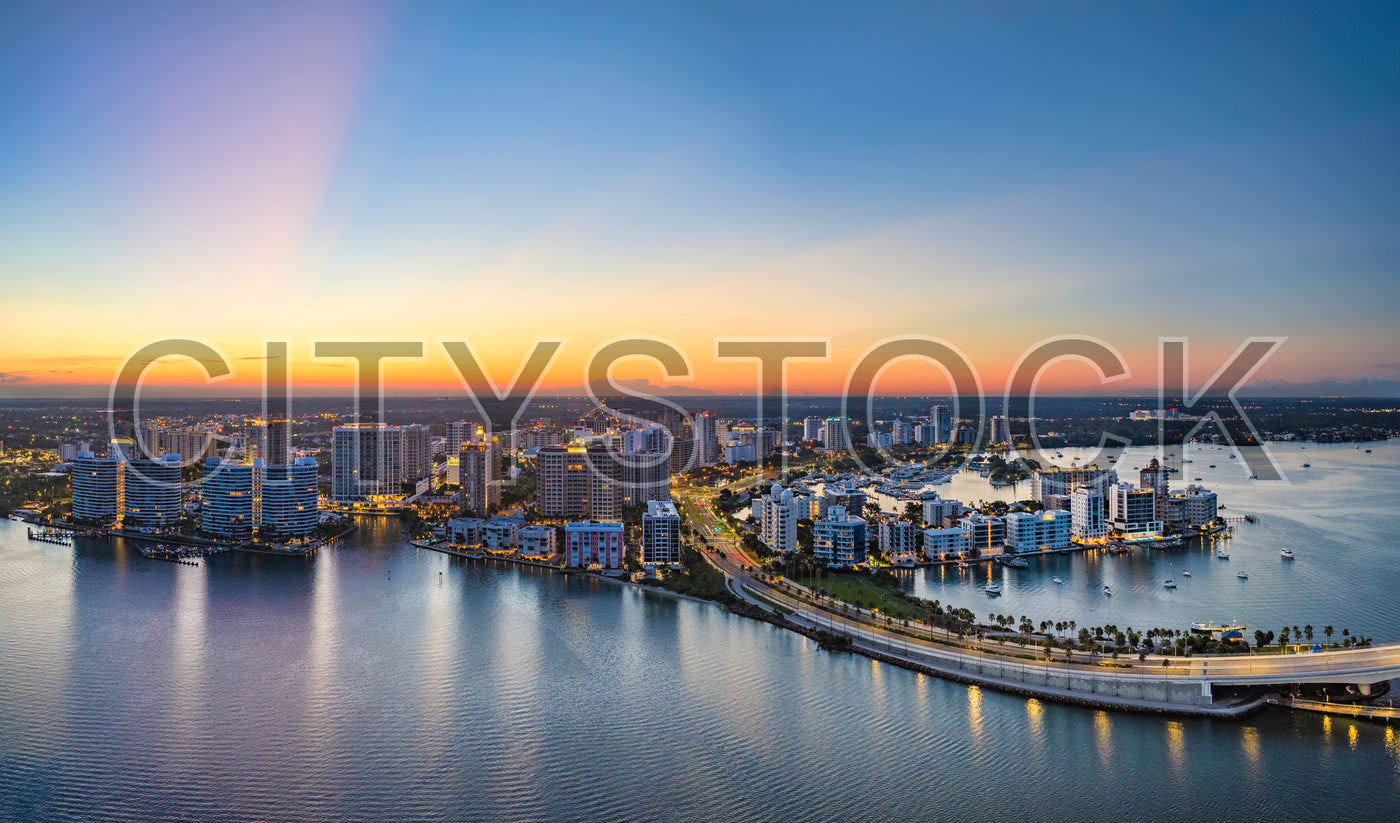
[0,515,1397,822]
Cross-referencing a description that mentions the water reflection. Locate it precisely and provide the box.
[1094,710,1112,764]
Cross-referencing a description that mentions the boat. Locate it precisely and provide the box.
[984,582,1003,595]
[997,556,1029,568]
[1237,571,1248,579]
[1216,549,1229,559]
[1102,585,1112,596]
[1181,570,1192,577]
[1366,449,1372,453]
[1191,622,1245,641]
[1302,462,1311,468]
[1208,464,1216,468]
[1164,578,1176,589]
[1194,477,1203,481]
[1280,548,1294,559]
[1052,576,1063,585]
[1182,459,1193,463]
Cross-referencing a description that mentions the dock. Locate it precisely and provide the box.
[1270,695,1399,723]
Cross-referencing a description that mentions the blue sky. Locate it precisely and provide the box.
[1,1,1397,395]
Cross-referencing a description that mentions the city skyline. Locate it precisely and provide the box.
[3,1,1400,397]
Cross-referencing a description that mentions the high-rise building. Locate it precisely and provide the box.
[460,439,501,516]
[331,424,405,502]
[261,457,319,539]
[814,505,868,567]
[1140,457,1170,510]
[71,449,121,523]
[642,500,682,565]
[821,418,849,452]
[1004,510,1072,553]
[1031,464,1118,503]
[989,415,1012,444]
[759,484,800,554]
[264,416,290,466]
[803,416,824,442]
[878,517,918,558]
[121,453,184,531]
[1070,486,1108,541]
[399,424,433,486]
[913,423,938,446]
[959,513,1006,551]
[930,405,953,443]
[693,412,718,465]
[1162,484,1217,531]
[201,458,259,540]
[1109,482,1161,534]
[890,419,913,445]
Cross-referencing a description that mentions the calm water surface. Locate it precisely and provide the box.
[1,442,1398,822]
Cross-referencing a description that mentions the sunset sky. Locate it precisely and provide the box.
[2,1,1398,398]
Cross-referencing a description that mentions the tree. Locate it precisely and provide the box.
[1278,627,1290,651]
[1254,629,1267,648]
[1324,625,1334,644]
[1304,624,1313,642]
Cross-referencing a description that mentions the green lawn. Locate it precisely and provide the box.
[793,573,918,620]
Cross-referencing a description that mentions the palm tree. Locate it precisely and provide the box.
[1304,625,1313,643]
[1324,625,1334,644]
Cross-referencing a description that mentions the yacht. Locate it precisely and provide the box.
[1237,571,1248,579]
[984,582,1003,595]
[1280,548,1295,559]
[1103,585,1112,596]
[1164,578,1176,589]
[1181,570,1192,577]
[1216,549,1229,559]
[1052,576,1063,585]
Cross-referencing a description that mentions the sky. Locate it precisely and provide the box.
[1,0,1398,398]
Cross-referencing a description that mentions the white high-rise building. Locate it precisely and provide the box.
[814,505,868,567]
[1003,510,1071,553]
[1109,482,1161,534]
[930,405,953,443]
[1070,486,1108,541]
[760,484,800,554]
[890,419,913,445]
[989,415,1012,444]
[803,416,824,442]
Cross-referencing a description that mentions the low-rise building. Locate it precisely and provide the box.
[923,526,971,558]
[565,521,625,568]
[518,524,558,558]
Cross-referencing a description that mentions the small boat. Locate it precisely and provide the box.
[1103,585,1112,596]
[1194,477,1203,481]
[1208,464,1216,468]
[1181,570,1192,577]
[1302,463,1311,468]
[1052,576,1063,585]
[1365,449,1372,453]
[984,582,1003,595]
[1237,571,1248,579]
[1216,550,1229,559]
[1280,548,1294,559]
[1164,578,1176,589]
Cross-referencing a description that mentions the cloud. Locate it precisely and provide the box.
[1371,363,1400,372]
[0,372,36,384]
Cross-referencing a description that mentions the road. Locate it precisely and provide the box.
[673,480,1400,689]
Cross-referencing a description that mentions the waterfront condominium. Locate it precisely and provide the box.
[332,423,434,503]
[460,439,501,516]
[1070,486,1108,541]
[1031,464,1118,503]
[759,484,799,554]
[642,500,681,565]
[564,521,625,568]
[120,453,184,531]
[1108,482,1162,535]
[813,505,868,567]
[202,456,320,541]
[70,449,121,523]
[1003,510,1072,553]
